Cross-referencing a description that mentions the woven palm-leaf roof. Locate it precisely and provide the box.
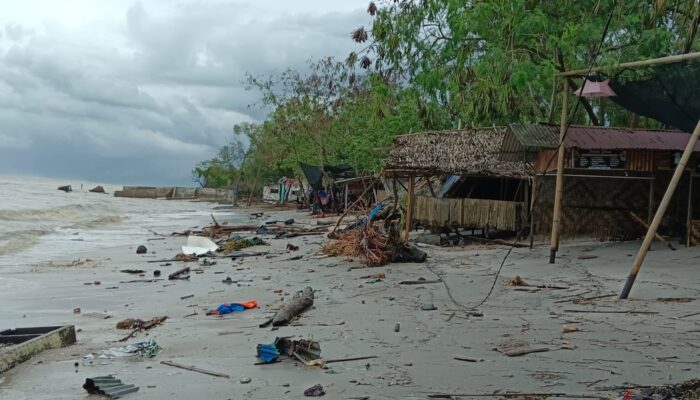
[384,127,530,178]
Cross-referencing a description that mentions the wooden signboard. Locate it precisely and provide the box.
[574,150,626,170]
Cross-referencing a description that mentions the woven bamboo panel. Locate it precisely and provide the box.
[532,176,650,241]
[414,196,522,231]
[690,220,700,246]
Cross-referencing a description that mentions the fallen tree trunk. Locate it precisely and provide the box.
[260,287,314,328]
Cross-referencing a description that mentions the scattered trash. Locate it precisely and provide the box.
[222,277,234,284]
[454,356,483,362]
[260,287,314,327]
[201,259,217,266]
[73,308,81,314]
[168,267,190,280]
[394,323,400,332]
[220,236,267,252]
[160,360,230,378]
[182,236,218,256]
[153,270,161,277]
[286,243,299,251]
[91,339,161,358]
[83,376,139,398]
[657,297,695,303]
[421,303,437,311]
[256,342,281,363]
[120,269,145,274]
[562,325,579,333]
[240,376,252,384]
[400,278,441,285]
[621,378,700,400]
[136,245,148,254]
[206,301,257,316]
[505,275,527,286]
[180,294,194,300]
[276,337,322,366]
[304,384,325,397]
[284,219,295,225]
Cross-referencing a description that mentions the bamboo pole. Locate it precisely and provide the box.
[549,79,568,264]
[620,119,700,299]
[687,172,694,247]
[648,175,655,225]
[405,175,415,241]
[557,51,700,77]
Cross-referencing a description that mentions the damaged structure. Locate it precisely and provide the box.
[383,127,531,239]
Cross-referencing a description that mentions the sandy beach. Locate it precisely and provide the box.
[1,205,699,400]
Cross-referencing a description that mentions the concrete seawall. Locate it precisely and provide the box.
[114,186,233,202]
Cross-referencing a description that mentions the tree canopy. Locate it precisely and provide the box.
[196,0,700,191]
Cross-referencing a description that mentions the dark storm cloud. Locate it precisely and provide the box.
[0,1,367,185]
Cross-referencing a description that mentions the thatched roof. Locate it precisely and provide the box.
[384,127,531,178]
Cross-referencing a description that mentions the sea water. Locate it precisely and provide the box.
[0,175,236,271]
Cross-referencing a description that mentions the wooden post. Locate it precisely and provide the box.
[648,175,655,224]
[687,171,694,247]
[620,119,700,299]
[405,175,415,241]
[549,79,568,263]
[344,183,348,210]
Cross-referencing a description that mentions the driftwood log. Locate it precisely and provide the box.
[260,287,314,328]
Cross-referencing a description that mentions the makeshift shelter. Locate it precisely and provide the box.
[383,127,531,239]
[299,163,355,213]
[502,124,700,244]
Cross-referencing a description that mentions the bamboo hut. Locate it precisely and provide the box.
[501,124,700,245]
[383,127,532,239]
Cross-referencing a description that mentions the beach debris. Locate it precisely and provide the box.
[394,323,400,332]
[88,185,106,193]
[57,185,72,192]
[83,312,111,319]
[361,273,385,279]
[120,269,145,274]
[136,245,148,254]
[201,258,217,266]
[240,376,252,384]
[454,357,483,362]
[304,384,325,397]
[621,378,700,399]
[400,278,441,285]
[657,297,694,303]
[260,287,314,328]
[284,218,295,225]
[73,307,81,314]
[206,301,257,316]
[421,303,437,311]
[83,376,139,398]
[505,275,527,286]
[256,342,281,363]
[90,339,161,358]
[168,267,190,280]
[180,294,194,300]
[222,277,234,284]
[286,243,299,251]
[153,270,161,277]
[562,325,579,333]
[257,337,322,366]
[182,236,218,256]
[116,316,167,330]
[220,236,267,252]
[160,360,230,378]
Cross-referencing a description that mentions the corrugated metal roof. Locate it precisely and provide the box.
[508,124,700,151]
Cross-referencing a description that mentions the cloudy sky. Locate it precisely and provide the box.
[0,0,368,185]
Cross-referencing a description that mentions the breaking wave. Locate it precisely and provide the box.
[0,204,94,222]
[0,229,51,256]
[68,215,125,229]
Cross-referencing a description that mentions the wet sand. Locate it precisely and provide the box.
[1,208,699,399]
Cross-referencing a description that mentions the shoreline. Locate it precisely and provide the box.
[1,205,699,399]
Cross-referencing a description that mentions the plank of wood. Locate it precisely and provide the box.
[160,360,230,378]
[502,347,550,357]
[563,309,658,314]
[324,355,377,364]
[168,267,190,280]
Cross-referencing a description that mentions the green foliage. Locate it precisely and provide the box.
[196,0,699,190]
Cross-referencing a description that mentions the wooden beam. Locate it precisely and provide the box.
[620,118,700,299]
[405,174,415,241]
[557,51,700,77]
[550,79,568,264]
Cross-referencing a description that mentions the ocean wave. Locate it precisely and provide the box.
[0,229,51,256]
[0,204,99,222]
[67,215,125,229]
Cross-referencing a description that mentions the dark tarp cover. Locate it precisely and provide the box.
[608,61,700,133]
[299,163,354,190]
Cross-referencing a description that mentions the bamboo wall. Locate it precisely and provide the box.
[690,220,700,246]
[531,175,655,241]
[414,196,523,231]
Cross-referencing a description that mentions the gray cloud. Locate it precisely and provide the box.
[0,1,368,185]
